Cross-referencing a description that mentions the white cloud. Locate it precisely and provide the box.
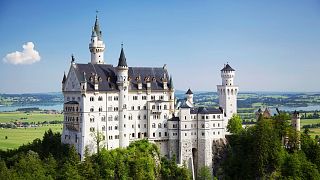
[3,42,41,65]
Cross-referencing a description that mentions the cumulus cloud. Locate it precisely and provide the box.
[3,42,41,65]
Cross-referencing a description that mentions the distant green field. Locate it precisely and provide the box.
[0,112,63,123]
[300,119,320,126]
[0,124,63,150]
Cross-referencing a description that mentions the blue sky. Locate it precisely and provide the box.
[0,0,320,93]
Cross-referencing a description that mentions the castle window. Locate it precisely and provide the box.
[160,96,164,100]
[138,115,141,120]
[108,107,112,111]
[158,123,162,128]
[213,131,215,135]
[108,126,112,130]
[165,132,167,136]
[144,124,147,128]
[202,116,205,119]
[108,96,112,101]
[115,126,118,130]
[114,107,119,111]
[102,126,106,131]
[201,124,205,128]
[90,127,95,132]
[153,133,155,137]
[101,116,105,122]
[159,132,162,137]
[132,133,135,137]
[138,106,141,110]
[138,124,140,128]
[98,96,103,101]
[99,107,102,112]
[152,105,155,110]
[164,123,167,128]
[142,96,147,100]
[152,123,156,128]
[114,96,119,101]
[185,125,187,128]
[133,96,138,100]
[108,116,113,121]
[144,106,147,110]
[151,96,155,100]
[218,131,220,135]
[132,124,134,128]
[115,116,118,121]
[138,133,141,138]
[217,115,220,119]
[218,123,220,127]
[115,135,119,139]
[90,107,94,112]
[90,97,94,101]
[164,105,167,110]
[185,133,187,136]
[213,115,215,119]
[131,106,134,110]
[90,118,94,123]
[213,123,215,127]
[202,132,205,136]
[144,115,147,119]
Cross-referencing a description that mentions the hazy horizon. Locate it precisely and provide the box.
[1,0,320,93]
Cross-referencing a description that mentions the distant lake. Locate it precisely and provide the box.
[0,103,319,113]
[0,104,63,112]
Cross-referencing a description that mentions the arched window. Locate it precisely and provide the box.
[158,123,161,128]
[90,107,94,112]
[152,123,156,128]
[164,105,167,110]
[90,97,94,101]
[98,96,103,101]
[152,105,155,109]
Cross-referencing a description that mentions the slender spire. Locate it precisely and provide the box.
[117,45,128,67]
[169,75,174,89]
[93,11,102,40]
[71,54,75,63]
[62,72,67,83]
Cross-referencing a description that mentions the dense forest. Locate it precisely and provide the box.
[223,114,320,179]
[0,131,192,180]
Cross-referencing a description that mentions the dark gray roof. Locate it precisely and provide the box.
[186,88,193,94]
[221,64,235,71]
[190,107,223,114]
[180,101,191,109]
[73,63,172,91]
[118,48,128,67]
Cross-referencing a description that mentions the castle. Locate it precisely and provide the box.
[61,16,238,175]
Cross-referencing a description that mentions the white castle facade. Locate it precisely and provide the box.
[61,16,239,175]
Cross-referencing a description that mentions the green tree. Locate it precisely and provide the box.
[227,115,243,134]
[198,166,213,180]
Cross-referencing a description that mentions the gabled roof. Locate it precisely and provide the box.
[180,101,191,109]
[221,64,235,71]
[186,88,193,94]
[117,48,128,67]
[70,63,172,91]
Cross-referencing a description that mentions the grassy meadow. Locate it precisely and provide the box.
[0,124,62,150]
[0,111,63,150]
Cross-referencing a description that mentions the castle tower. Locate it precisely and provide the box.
[89,15,105,64]
[292,110,301,131]
[217,63,239,124]
[186,88,194,106]
[117,46,130,147]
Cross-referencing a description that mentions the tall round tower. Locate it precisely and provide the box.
[292,110,301,131]
[89,15,105,64]
[217,63,239,124]
[186,88,194,106]
[117,46,129,148]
